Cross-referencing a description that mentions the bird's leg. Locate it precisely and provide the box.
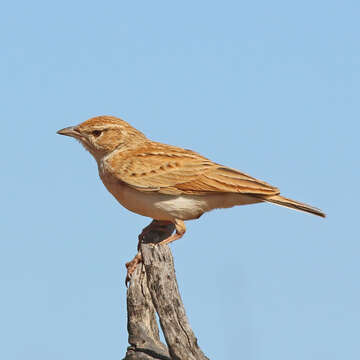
[125,220,174,286]
[137,219,173,245]
[157,219,186,245]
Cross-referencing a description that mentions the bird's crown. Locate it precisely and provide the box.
[58,115,147,159]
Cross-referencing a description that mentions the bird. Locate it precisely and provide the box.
[57,115,325,283]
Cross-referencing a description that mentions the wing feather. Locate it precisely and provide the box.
[104,142,279,196]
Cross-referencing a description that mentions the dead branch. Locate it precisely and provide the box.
[123,225,209,360]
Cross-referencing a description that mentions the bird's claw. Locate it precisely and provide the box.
[125,252,142,287]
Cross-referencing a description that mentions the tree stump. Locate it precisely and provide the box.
[123,224,209,360]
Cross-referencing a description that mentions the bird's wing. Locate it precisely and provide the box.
[104,142,279,196]
[175,166,279,195]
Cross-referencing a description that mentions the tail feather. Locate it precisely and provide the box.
[264,195,326,218]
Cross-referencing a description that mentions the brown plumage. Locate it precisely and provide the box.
[57,115,325,282]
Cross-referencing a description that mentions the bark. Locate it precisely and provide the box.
[123,224,209,360]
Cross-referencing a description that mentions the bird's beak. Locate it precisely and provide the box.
[57,126,81,138]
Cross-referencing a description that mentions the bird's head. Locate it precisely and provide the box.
[57,115,147,159]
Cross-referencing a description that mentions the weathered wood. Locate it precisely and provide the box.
[141,243,209,360]
[124,222,209,360]
[123,262,171,360]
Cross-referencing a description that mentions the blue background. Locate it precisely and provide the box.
[1,1,359,359]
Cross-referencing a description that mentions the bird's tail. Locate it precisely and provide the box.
[263,194,326,218]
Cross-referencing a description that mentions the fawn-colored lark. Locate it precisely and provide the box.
[58,115,325,283]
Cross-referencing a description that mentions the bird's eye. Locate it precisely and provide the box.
[92,130,102,137]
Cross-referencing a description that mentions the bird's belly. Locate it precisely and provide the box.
[101,177,207,220]
[100,171,261,221]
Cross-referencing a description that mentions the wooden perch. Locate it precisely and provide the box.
[123,224,209,360]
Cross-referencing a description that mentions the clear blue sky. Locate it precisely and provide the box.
[1,1,359,359]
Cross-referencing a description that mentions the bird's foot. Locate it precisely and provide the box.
[138,220,173,245]
[157,219,186,246]
[125,252,142,286]
[125,220,186,286]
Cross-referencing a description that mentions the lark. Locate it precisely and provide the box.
[58,115,325,282]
